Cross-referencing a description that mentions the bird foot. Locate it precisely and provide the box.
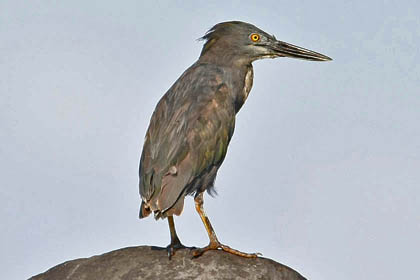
[151,242,196,259]
[192,242,261,258]
[167,242,197,259]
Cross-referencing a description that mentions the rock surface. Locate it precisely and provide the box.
[30,246,307,280]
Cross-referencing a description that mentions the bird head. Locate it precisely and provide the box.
[199,21,332,64]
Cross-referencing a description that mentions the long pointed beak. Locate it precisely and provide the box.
[271,40,332,61]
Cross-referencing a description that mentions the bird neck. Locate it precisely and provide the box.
[231,63,253,113]
[194,58,254,114]
[199,46,253,67]
[209,62,253,113]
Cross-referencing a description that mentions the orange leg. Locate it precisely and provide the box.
[192,192,261,258]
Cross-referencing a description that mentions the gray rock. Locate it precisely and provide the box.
[30,246,307,280]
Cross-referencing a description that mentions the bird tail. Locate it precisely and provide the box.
[139,201,151,219]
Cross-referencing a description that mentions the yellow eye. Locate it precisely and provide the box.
[250,33,260,42]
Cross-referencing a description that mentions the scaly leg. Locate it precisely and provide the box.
[192,192,260,258]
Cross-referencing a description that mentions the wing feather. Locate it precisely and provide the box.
[139,63,235,218]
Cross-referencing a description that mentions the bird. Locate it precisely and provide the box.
[138,21,332,258]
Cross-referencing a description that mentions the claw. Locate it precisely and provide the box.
[166,242,191,260]
[192,193,261,259]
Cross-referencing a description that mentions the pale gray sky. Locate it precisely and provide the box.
[1,1,419,279]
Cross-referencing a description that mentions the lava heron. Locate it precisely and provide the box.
[138,21,331,258]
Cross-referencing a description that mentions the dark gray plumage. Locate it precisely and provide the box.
[138,21,331,258]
